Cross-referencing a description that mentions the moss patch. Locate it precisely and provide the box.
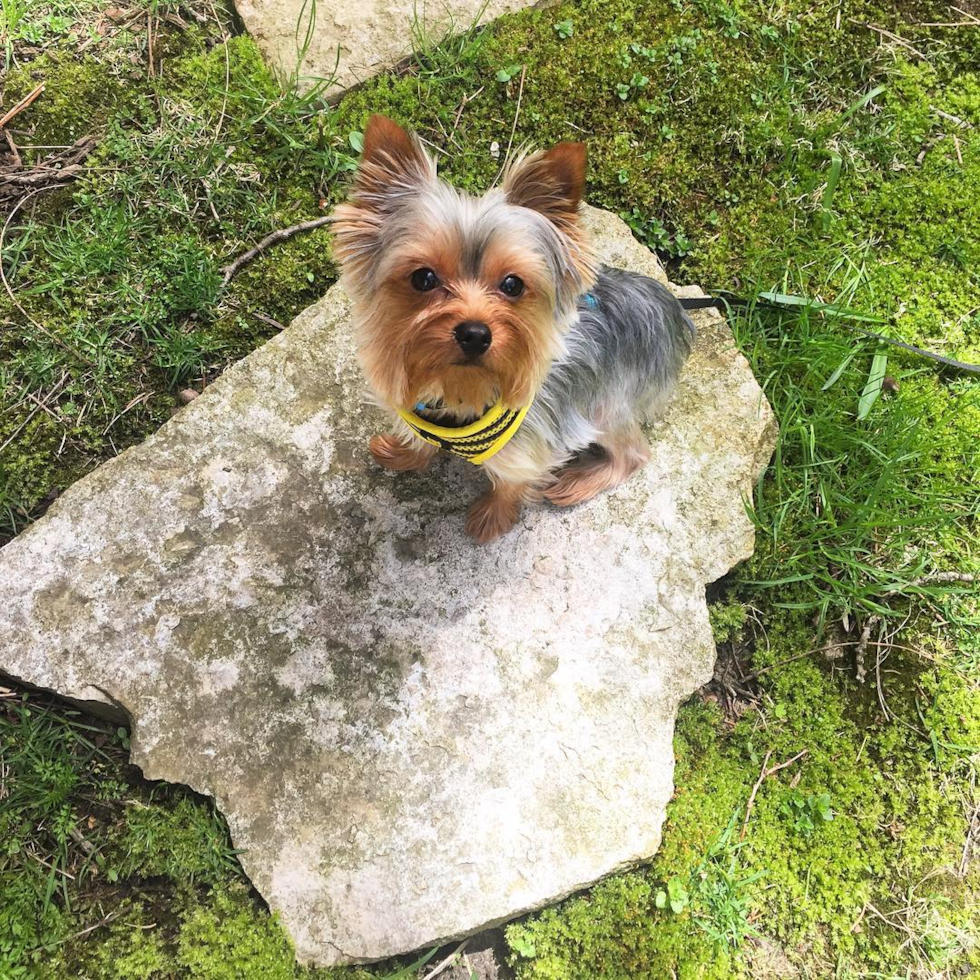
[1,25,347,542]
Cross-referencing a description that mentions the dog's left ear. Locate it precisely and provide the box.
[503,143,587,227]
[357,114,435,193]
[331,116,435,282]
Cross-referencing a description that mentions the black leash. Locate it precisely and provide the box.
[678,292,980,376]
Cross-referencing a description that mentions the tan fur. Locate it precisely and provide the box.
[543,422,651,507]
[465,480,530,544]
[369,433,438,472]
[502,142,596,286]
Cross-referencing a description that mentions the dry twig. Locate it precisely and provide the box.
[852,21,929,59]
[0,84,46,129]
[740,749,808,840]
[960,805,980,877]
[69,826,96,856]
[855,615,881,684]
[0,135,98,205]
[3,130,22,168]
[496,64,527,183]
[220,216,333,284]
[420,939,470,980]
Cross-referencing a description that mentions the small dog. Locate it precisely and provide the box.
[332,115,695,543]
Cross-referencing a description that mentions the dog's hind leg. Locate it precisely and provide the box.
[542,420,650,507]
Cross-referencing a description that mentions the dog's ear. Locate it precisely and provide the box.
[331,116,435,277]
[503,143,595,298]
[503,143,587,227]
[353,114,435,198]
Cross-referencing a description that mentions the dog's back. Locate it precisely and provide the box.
[523,266,696,459]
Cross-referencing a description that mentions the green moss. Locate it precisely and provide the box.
[2,54,130,151]
[108,796,243,886]
[45,883,409,980]
[707,599,747,644]
[62,904,172,980]
[175,886,306,979]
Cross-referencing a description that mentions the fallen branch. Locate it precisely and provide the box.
[220,215,333,285]
[68,825,96,856]
[851,21,929,59]
[960,805,980,877]
[932,107,973,129]
[0,84,46,130]
[855,615,880,685]
[0,135,98,207]
[737,637,943,686]
[420,939,470,980]
[3,130,21,167]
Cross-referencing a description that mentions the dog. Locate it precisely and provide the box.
[331,115,695,543]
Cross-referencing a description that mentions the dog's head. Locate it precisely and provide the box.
[331,115,596,414]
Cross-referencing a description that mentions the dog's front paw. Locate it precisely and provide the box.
[369,434,436,472]
[465,490,521,544]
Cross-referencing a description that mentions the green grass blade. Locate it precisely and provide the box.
[819,149,843,232]
[822,350,858,390]
[838,84,888,125]
[857,351,888,420]
[756,291,886,323]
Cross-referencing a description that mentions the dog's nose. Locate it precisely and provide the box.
[454,320,492,357]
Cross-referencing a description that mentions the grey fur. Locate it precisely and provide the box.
[513,265,696,463]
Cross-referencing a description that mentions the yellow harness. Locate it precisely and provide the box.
[397,400,532,465]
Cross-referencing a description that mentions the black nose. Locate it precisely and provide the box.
[454,320,492,357]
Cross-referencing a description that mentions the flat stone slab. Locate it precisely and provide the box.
[234,0,535,96]
[0,207,776,966]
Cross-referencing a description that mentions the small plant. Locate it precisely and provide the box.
[0,0,28,67]
[779,790,834,836]
[708,599,747,643]
[495,63,522,83]
[553,19,573,40]
[655,877,690,913]
[656,811,764,948]
[616,71,650,100]
[624,208,693,258]
[408,0,488,82]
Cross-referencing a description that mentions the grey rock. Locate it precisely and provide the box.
[234,0,535,97]
[0,206,777,966]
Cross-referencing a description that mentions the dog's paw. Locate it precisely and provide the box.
[542,462,607,507]
[465,491,521,544]
[369,434,435,472]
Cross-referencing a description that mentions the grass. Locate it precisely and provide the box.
[734,302,979,627]
[1,0,979,975]
[0,13,356,543]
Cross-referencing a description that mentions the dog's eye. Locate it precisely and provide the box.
[499,275,524,298]
[410,268,440,292]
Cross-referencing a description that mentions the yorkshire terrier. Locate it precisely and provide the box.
[331,115,695,543]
